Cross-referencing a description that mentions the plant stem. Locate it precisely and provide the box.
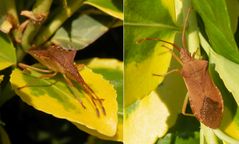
[2,0,19,25]
[0,0,19,33]
[16,46,26,62]
[35,0,85,46]
[21,0,53,51]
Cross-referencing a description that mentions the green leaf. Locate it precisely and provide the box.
[51,14,108,50]
[156,57,188,127]
[87,135,121,144]
[0,126,11,144]
[192,0,239,63]
[199,34,239,141]
[34,0,85,46]
[124,0,178,106]
[10,64,118,137]
[156,109,201,144]
[199,33,239,106]
[0,32,16,70]
[207,59,239,141]
[157,132,200,144]
[226,0,239,33]
[84,0,123,20]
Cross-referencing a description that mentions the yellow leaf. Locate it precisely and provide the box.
[124,91,170,144]
[74,117,123,141]
[86,58,123,71]
[221,107,239,140]
[84,0,123,20]
[0,33,16,70]
[10,65,118,136]
[78,58,123,141]
[125,34,176,106]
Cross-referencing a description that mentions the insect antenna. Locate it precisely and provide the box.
[161,44,183,65]
[136,38,181,52]
[182,8,192,49]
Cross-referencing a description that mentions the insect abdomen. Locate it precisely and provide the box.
[182,60,223,128]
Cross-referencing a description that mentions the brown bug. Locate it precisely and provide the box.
[138,9,224,128]
[18,44,106,117]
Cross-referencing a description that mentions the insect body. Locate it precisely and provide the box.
[138,8,224,128]
[139,38,224,128]
[26,44,105,116]
[180,48,223,128]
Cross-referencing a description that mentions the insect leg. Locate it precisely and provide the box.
[136,38,181,51]
[38,72,57,79]
[192,47,201,59]
[136,36,186,65]
[17,71,57,88]
[18,63,53,73]
[62,74,87,110]
[17,64,58,89]
[153,69,180,77]
[81,83,106,116]
[161,45,183,65]
[182,8,191,49]
[72,70,106,116]
[181,93,194,117]
[77,64,85,71]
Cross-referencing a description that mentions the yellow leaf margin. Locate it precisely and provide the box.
[82,58,123,141]
[10,65,118,137]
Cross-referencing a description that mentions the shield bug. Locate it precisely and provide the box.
[138,9,224,128]
[19,44,106,117]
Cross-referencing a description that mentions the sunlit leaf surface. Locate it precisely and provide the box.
[0,32,16,70]
[10,65,118,136]
[51,15,108,50]
[84,0,123,20]
[124,91,170,144]
[74,58,123,141]
[124,0,177,106]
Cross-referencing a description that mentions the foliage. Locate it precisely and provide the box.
[124,0,239,143]
[0,0,122,143]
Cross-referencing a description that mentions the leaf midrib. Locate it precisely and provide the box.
[124,22,178,30]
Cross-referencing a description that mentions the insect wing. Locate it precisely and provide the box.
[182,60,223,128]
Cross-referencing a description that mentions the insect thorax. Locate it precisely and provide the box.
[180,49,192,63]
